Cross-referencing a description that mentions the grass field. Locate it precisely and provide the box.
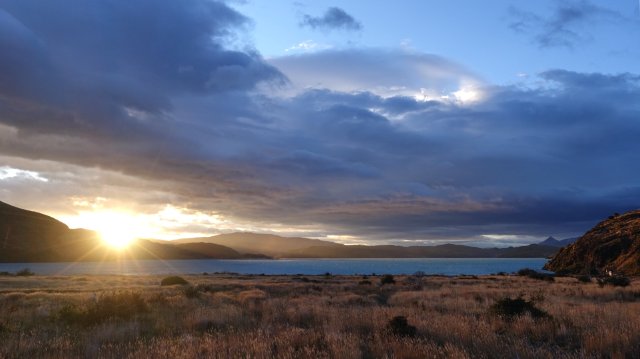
[0,273,638,358]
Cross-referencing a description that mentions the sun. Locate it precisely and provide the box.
[99,226,136,249]
[60,210,143,250]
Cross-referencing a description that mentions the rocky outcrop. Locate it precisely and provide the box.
[544,210,640,275]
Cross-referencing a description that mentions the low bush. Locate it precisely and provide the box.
[597,275,630,287]
[183,286,200,299]
[517,268,554,282]
[57,292,148,326]
[160,276,189,286]
[577,275,592,283]
[387,316,416,337]
[489,296,549,319]
[15,268,35,276]
[380,274,396,285]
[358,280,372,285]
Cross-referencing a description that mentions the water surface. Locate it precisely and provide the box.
[0,258,548,276]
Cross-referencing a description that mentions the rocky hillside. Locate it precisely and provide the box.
[544,210,640,275]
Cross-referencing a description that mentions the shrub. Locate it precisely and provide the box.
[85,292,148,324]
[380,274,396,285]
[183,286,200,299]
[387,316,416,337]
[0,271,11,276]
[489,296,549,319]
[597,275,630,287]
[15,268,35,276]
[160,276,189,286]
[57,292,148,326]
[358,280,372,285]
[517,268,554,282]
[57,304,84,325]
[577,275,592,283]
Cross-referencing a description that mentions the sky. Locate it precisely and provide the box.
[1,0,640,247]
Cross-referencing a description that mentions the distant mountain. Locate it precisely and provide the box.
[172,232,558,258]
[0,201,260,262]
[171,232,341,257]
[538,236,578,248]
[0,200,562,262]
[545,210,640,275]
[280,243,558,259]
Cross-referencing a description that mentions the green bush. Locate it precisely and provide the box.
[490,296,549,319]
[160,276,189,286]
[387,316,416,337]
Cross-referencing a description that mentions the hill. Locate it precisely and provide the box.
[0,201,256,262]
[544,210,640,275]
[171,232,341,256]
[280,243,558,259]
[0,200,80,262]
[174,232,558,258]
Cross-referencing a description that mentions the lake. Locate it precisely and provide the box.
[0,258,549,276]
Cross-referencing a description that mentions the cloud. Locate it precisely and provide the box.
[0,166,48,182]
[508,1,624,48]
[269,48,483,100]
[0,0,284,138]
[284,40,332,53]
[300,7,362,32]
[2,1,640,244]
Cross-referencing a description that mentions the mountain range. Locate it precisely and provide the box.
[538,236,578,247]
[171,233,562,259]
[1,200,569,262]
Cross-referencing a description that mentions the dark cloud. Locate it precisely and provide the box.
[508,1,623,48]
[0,0,284,138]
[300,7,362,32]
[1,1,639,244]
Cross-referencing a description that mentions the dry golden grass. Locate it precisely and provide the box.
[0,274,639,358]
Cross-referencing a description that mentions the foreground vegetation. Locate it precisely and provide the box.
[0,273,638,358]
